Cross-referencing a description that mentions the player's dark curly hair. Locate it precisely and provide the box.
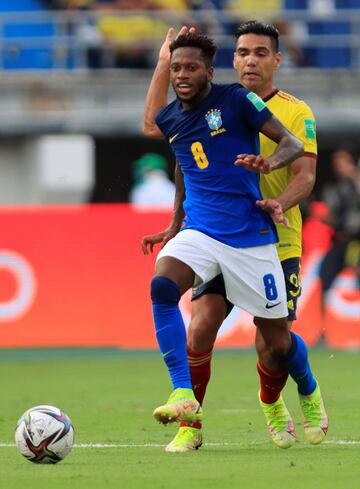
[236,20,279,52]
[170,33,217,67]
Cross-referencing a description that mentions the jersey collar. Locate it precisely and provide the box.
[262,88,279,102]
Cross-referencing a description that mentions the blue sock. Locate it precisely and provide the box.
[151,276,192,390]
[285,332,317,396]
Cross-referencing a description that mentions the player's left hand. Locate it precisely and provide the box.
[256,199,289,227]
[158,26,196,63]
[234,154,271,174]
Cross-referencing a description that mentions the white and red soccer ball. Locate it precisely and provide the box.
[15,405,74,464]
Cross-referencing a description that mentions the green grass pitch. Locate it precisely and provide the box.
[0,348,359,489]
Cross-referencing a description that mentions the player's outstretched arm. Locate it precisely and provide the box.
[260,115,304,171]
[235,116,304,173]
[141,162,185,254]
[271,155,316,213]
[143,26,192,138]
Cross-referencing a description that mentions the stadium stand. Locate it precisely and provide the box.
[0,0,360,69]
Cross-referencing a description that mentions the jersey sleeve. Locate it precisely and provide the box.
[288,101,317,156]
[234,88,273,130]
[155,105,173,139]
[155,107,168,137]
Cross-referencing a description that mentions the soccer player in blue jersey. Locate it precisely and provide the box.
[146,31,305,439]
[143,24,328,452]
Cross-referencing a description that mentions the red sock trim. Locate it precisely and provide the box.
[257,361,287,378]
[180,421,202,429]
[257,361,289,404]
[187,346,213,407]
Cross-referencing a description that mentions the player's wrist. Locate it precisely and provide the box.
[157,57,171,68]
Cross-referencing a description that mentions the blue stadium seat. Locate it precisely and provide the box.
[284,0,308,9]
[0,0,43,12]
[303,46,352,68]
[335,0,360,7]
[308,21,351,36]
[0,0,77,70]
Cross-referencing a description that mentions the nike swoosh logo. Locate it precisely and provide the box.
[265,302,281,309]
[169,133,179,144]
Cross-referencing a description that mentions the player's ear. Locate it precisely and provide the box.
[274,51,281,71]
[233,52,237,70]
[207,66,214,81]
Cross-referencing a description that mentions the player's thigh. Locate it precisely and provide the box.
[191,293,228,334]
[192,274,234,318]
[220,244,288,319]
[157,229,221,286]
[156,256,195,294]
[188,294,227,351]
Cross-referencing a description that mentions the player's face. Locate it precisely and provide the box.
[170,47,213,106]
[233,33,281,98]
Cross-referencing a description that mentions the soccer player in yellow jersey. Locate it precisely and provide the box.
[142,21,328,452]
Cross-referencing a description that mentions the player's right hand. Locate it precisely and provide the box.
[234,154,271,174]
[141,227,178,255]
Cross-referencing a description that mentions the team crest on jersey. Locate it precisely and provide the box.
[205,109,227,136]
[206,109,222,130]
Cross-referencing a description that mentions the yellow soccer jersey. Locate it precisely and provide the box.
[260,89,317,261]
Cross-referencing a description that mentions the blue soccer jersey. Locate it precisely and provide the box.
[156,83,278,248]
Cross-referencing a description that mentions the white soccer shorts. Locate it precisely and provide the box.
[156,229,288,319]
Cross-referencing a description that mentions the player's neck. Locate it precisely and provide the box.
[254,85,277,101]
[181,84,212,111]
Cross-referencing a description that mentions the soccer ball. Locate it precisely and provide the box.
[15,405,75,464]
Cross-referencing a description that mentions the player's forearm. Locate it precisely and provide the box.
[267,134,304,171]
[143,60,170,137]
[276,171,315,212]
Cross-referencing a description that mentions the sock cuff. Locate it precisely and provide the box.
[151,276,180,305]
[187,346,213,357]
[286,332,299,360]
[187,346,213,367]
[257,361,288,378]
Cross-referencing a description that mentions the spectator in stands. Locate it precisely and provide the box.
[319,148,360,301]
[129,153,175,206]
[95,0,169,68]
[302,200,333,256]
[272,19,305,68]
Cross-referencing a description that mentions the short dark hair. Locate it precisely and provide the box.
[170,32,217,67]
[236,20,279,52]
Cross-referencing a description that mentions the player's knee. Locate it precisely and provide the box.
[187,325,216,352]
[150,276,180,305]
[269,336,292,358]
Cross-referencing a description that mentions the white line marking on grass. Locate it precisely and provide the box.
[221,409,258,414]
[1,440,359,449]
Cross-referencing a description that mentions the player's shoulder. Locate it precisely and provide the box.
[275,90,313,111]
[213,82,248,97]
[155,99,179,124]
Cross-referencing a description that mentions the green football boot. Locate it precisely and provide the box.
[165,426,203,452]
[259,393,296,449]
[153,388,203,425]
[299,381,328,444]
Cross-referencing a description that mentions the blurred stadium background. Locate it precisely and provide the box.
[0,0,359,350]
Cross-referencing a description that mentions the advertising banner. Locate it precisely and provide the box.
[0,205,358,349]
